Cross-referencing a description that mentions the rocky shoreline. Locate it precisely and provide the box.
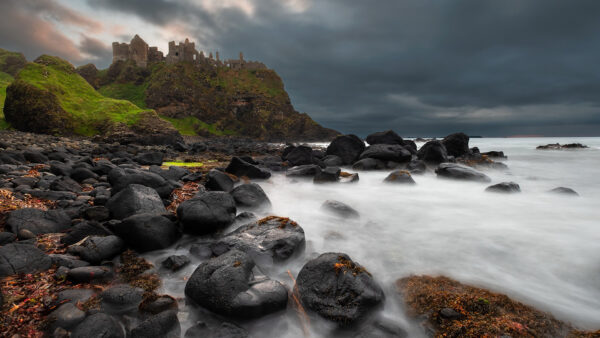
[0,129,594,337]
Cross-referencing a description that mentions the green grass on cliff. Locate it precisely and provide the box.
[0,71,13,129]
[98,83,148,109]
[160,115,235,136]
[18,56,146,135]
[213,68,287,102]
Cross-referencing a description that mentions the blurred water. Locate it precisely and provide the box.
[146,137,600,337]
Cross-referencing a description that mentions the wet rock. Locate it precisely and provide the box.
[403,140,417,153]
[12,176,38,187]
[100,284,144,315]
[0,243,52,277]
[417,140,448,164]
[352,158,386,171]
[286,164,322,177]
[536,143,588,150]
[485,182,521,193]
[106,184,166,220]
[549,187,579,196]
[67,235,125,264]
[50,161,73,176]
[205,169,234,192]
[359,144,412,163]
[67,266,113,283]
[48,302,86,329]
[177,191,237,235]
[0,232,17,245]
[321,200,360,219]
[326,134,366,165]
[91,159,117,176]
[24,150,49,163]
[285,145,314,166]
[134,152,164,166]
[161,255,191,271]
[114,213,180,252]
[435,163,491,183]
[150,165,189,182]
[184,250,288,318]
[131,310,181,338]
[51,176,82,193]
[108,167,176,198]
[61,221,112,245]
[481,151,506,159]
[313,149,325,158]
[442,132,470,158]
[70,167,99,182]
[230,183,271,210]
[185,321,248,338]
[406,159,426,174]
[366,130,404,145]
[182,172,203,182]
[83,206,110,221]
[396,275,575,337]
[50,254,90,269]
[140,295,178,314]
[57,288,95,304]
[21,189,77,201]
[71,313,125,338]
[314,166,341,183]
[17,228,36,240]
[384,170,416,185]
[439,307,464,320]
[55,265,71,281]
[6,208,71,235]
[340,172,360,183]
[92,187,111,205]
[323,155,344,167]
[225,157,271,179]
[211,216,305,265]
[297,253,384,326]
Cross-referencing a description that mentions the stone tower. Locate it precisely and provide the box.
[111,34,163,67]
[129,35,149,67]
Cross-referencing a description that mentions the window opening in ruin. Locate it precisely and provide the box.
[176,52,179,56]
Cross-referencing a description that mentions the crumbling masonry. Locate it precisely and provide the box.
[112,35,266,70]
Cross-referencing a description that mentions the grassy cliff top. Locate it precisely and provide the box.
[17,55,147,135]
[0,49,27,76]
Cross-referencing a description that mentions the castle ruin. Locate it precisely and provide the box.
[112,35,267,70]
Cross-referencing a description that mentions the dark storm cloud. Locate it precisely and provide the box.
[6,0,600,136]
[79,35,112,64]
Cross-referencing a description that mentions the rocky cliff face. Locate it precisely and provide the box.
[81,60,339,141]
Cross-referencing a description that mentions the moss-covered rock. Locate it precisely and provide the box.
[396,275,598,337]
[75,63,100,89]
[4,80,73,134]
[3,54,182,143]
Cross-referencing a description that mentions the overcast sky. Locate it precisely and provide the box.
[2,0,600,137]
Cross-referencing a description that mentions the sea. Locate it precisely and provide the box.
[145,137,600,337]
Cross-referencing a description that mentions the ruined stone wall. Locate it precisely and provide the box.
[113,35,267,70]
[112,42,130,63]
[148,47,164,63]
[129,35,149,67]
